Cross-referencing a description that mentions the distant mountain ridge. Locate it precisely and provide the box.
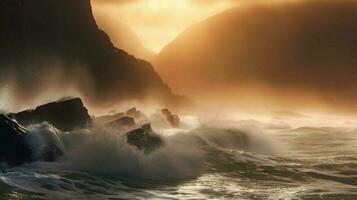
[154,1,357,111]
[93,11,154,60]
[0,0,183,108]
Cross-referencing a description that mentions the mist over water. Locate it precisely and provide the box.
[1,114,357,199]
[2,0,357,199]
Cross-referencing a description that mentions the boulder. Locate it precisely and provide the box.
[100,108,163,152]
[9,98,92,131]
[161,108,180,128]
[126,123,163,152]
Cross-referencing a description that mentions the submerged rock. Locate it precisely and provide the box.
[161,108,180,128]
[126,123,163,153]
[9,98,92,131]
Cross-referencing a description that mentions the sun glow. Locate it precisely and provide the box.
[92,0,232,53]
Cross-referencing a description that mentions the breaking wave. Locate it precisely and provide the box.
[19,117,277,180]
[2,117,357,199]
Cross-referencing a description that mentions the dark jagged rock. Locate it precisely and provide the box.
[99,107,163,152]
[0,0,184,107]
[0,114,32,168]
[161,108,180,128]
[126,123,163,152]
[9,98,92,131]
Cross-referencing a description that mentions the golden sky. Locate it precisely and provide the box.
[91,0,235,53]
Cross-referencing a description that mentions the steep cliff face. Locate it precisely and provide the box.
[0,0,181,108]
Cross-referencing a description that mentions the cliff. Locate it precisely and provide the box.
[0,0,182,107]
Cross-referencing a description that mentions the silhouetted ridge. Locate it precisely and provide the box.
[0,0,184,107]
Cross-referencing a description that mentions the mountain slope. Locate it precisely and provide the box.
[0,0,181,109]
[154,1,357,112]
[93,10,154,60]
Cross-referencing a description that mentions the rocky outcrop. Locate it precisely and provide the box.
[1,97,92,169]
[161,109,180,128]
[9,98,92,131]
[99,107,163,152]
[0,114,63,169]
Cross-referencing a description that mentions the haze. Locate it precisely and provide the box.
[91,0,234,53]
[2,0,357,118]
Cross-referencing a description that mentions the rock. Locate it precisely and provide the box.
[126,123,163,152]
[106,116,136,129]
[99,108,163,152]
[126,107,148,122]
[96,108,147,125]
[161,108,180,128]
[9,98,92,131]
[0,114,32,168]
[0,114,64,169]
[94,112,125,124]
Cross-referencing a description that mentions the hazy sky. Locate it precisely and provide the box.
[92,0,235,53]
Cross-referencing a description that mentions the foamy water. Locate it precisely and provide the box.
[1,116,357,200]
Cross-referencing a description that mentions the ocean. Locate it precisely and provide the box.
[1,117,357,200]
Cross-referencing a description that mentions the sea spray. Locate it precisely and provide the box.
[8,115,279,182]
[55,126,204,180]
[26,123,64,162]
[4,119,355,199]
[39,116,278,180]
